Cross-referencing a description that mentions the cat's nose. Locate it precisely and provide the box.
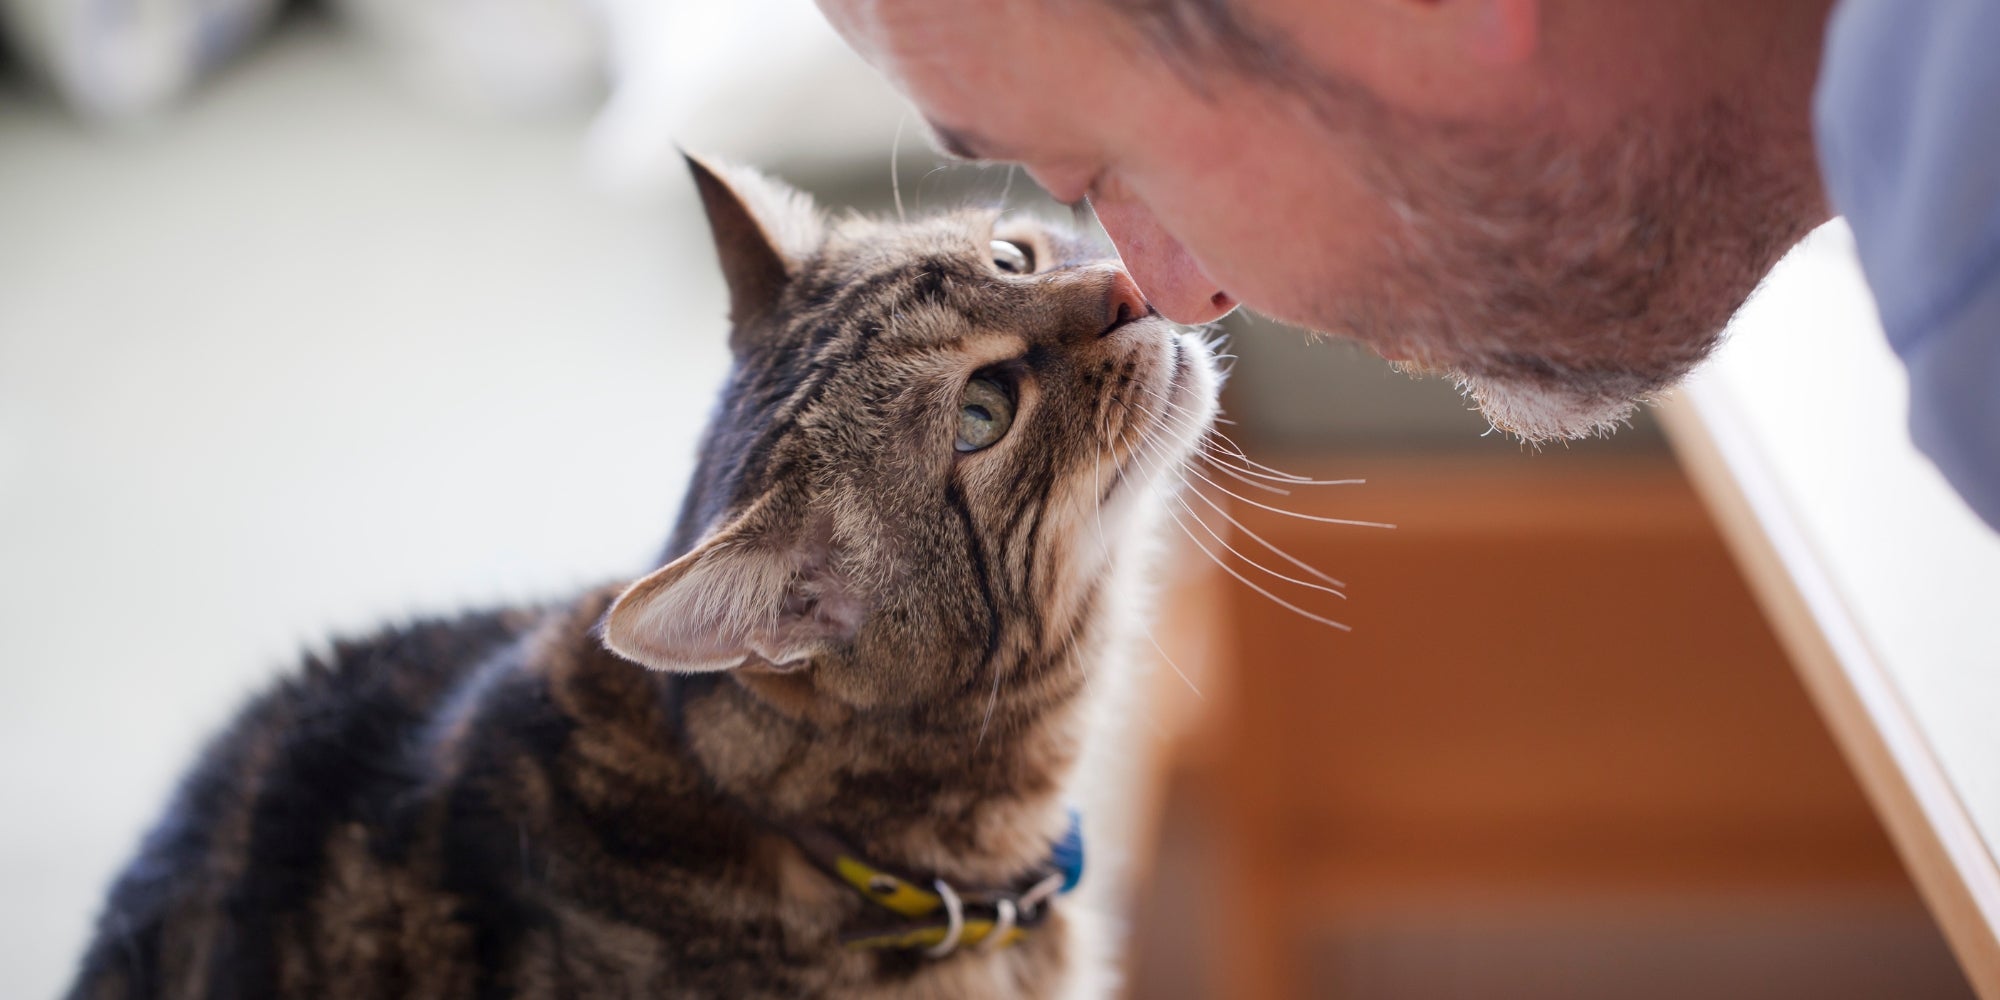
[1098,269,1153,338]
[1091,195,1237,325]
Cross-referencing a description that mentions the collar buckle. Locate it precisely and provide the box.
[793,809,1086,957]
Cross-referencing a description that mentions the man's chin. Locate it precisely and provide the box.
[1449,366,1664,443]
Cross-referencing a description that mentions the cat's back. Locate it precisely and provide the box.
[67,607,541,1000]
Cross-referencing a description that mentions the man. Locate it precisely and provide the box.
[815,0,2000,530]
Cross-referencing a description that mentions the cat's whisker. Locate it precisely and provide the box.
[1117,374,1360,599]
[1121,380,1349,488]
[1194,446,1365,488]
[987,413,1125,746]
[1125,377,1212,426]
[1195,445,1310,484]
[1087,430,1120,567]
[1125,401,1385,517]
[890,114,909,223]
[1167,492,1348,600]
[1198,448,1366,487]
[1054,467,1108,695]
[1117,430,1214,700]
[1071,423,1207,704]
[1195,447,1347,486]
[975,653,1004,750]
[1177,424,1338,484]
[1199,445,1319,485]
[1180,459,1397,529]
[1156,474,1354,632]
[1126,422,1349,592]
[1146,625,1205,699]
[1201,456,1295,496]
[1125,390,1269,474]
[1182,426,1319,483]
[1178,480,1350,590]
[1208,451,1359,487]
[1133,601,1205,700]
[1052,610,1089,684]
[917,164,953,212]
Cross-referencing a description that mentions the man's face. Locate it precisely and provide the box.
[820,0,1821,441]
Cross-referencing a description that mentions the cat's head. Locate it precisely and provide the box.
[602,157,1217,714]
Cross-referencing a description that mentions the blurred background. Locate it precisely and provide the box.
[0,2,1975,997]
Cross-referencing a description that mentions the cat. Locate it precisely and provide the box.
[64,155,1219,999]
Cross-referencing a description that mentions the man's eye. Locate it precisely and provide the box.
[990,239,1034,274]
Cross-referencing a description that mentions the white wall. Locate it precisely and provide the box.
[0,25,737,996]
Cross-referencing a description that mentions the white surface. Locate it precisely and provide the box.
[590,0,914,194]
[1687,223,2000,868]
[0,25,734,997]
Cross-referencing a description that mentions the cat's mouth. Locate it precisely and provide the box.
[1154,333,1217,444]
[1100,330,1217,507]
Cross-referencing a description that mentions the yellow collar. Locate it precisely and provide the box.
[783,810,1084,957]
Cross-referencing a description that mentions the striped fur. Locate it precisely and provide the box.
[66,159,1218,999]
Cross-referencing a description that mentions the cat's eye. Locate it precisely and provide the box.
[989,239,1033,275]
[955,377,1016,453]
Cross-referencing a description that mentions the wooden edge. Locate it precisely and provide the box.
[1658,386,2000,999]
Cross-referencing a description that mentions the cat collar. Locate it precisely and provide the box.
[783,808,1084,958]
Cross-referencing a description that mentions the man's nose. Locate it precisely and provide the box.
[1091,198,1237,325]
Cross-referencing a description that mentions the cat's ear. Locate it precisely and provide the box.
[683,153,824,334]
[602,502,861,673]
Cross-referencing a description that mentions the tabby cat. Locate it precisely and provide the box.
[66,156,1218,999]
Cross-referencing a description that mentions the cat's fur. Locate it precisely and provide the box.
[66,157,1218,999]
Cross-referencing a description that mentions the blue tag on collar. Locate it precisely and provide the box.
[1050,806,1085,894]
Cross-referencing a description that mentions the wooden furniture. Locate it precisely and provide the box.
[1660,223,2000,999]
[1144,453,1934,998]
